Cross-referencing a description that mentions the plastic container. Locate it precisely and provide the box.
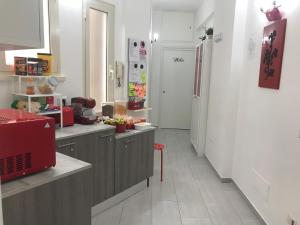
[114,100,127,115]
[116,124,127,133]
[26,78,35,95]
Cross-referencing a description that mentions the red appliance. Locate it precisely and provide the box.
[71,97,96,109]
[0,109,56,182]
[51,107,74,127]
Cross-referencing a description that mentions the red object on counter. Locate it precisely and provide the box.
[0,109,56,182]
[116,124,126,133]
[51,107,74,127]
[128,101,144,110]
[71,97,96,109]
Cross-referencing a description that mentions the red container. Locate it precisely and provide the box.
[128,101,144,110]
[0,109,56,182]
[52,107,74,127]
[116,124,126,133]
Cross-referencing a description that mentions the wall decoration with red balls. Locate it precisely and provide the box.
[259,18,287,89]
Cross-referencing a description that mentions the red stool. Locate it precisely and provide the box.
[154,143,165,182]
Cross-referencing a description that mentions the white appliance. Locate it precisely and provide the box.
[190,39,213,156]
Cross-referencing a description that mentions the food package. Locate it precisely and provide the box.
[38,53,52,76]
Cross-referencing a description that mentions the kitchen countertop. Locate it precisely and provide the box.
[55,123,115,140]
[115,127,156,139]
[1,153,92,199]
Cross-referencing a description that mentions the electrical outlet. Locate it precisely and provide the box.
[287,215,297,225]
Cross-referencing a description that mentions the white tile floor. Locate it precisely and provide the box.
[92,129,263,225]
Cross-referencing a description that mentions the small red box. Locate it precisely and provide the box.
[52,107,74,127]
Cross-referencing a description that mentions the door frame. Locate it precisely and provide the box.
[158,47,195,129]
[83,0,115,102]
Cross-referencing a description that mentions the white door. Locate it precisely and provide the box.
[85,1,115,111]
[160,49,195,129]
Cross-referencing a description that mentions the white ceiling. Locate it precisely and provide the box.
[152,0,203,11]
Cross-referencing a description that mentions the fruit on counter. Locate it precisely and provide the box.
[103,116,126,126]
[104,118,116,126]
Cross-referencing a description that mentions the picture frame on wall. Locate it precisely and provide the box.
[258,19,287,90]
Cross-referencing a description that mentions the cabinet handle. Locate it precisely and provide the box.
[57,143,75,149]
[70,147,75,152]
[124,139,136,144]
[99,134,113,139]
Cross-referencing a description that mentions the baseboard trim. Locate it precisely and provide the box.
[92,180,148,217]
[203,155,267,225]
[232,181,268,225]
[203,155,232,183]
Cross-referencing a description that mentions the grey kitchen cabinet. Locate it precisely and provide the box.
[2,169,92,225]
[56,130,115,205]
[115,130,155,194]
[0,0,44,50]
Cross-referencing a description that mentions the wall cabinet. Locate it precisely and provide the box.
[115,131,155,194]
[0,0,44,50]
[56,130,115,205]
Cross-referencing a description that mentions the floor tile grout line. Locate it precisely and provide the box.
[170,133,185,225]
[118,204,124,225]
[187,151,216,225]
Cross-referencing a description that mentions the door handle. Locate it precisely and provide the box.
[162,90,166,94]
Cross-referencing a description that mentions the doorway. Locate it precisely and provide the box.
[159,48,195,129]
[85,1,115,112]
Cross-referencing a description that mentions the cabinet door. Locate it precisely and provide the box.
[93,132,115,204]
[115,136,139,194]
[56,138,76,158]
[58,132,115,206]
[3,169,92,225]
[0,0,44,50]
[137,130,155,182]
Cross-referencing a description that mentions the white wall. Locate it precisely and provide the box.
[194,0,215,29]
[0,73,11,108]
[58,0,151,102]
[204,0,237,178]
[150,10,195,126]
[122,0,152,102]
[0,0,151,108]
[57,0,84,99]
[232,0,300,224]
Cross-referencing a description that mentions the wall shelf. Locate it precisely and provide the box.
[11,76,64,128]
[13,93,62,98]
[38,110,61,116]
[128,107,152,112]
[10,74,66,82]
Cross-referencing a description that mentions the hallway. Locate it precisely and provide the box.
[92,129,263,225]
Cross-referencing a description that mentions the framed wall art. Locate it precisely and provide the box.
[259,19,287,89]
